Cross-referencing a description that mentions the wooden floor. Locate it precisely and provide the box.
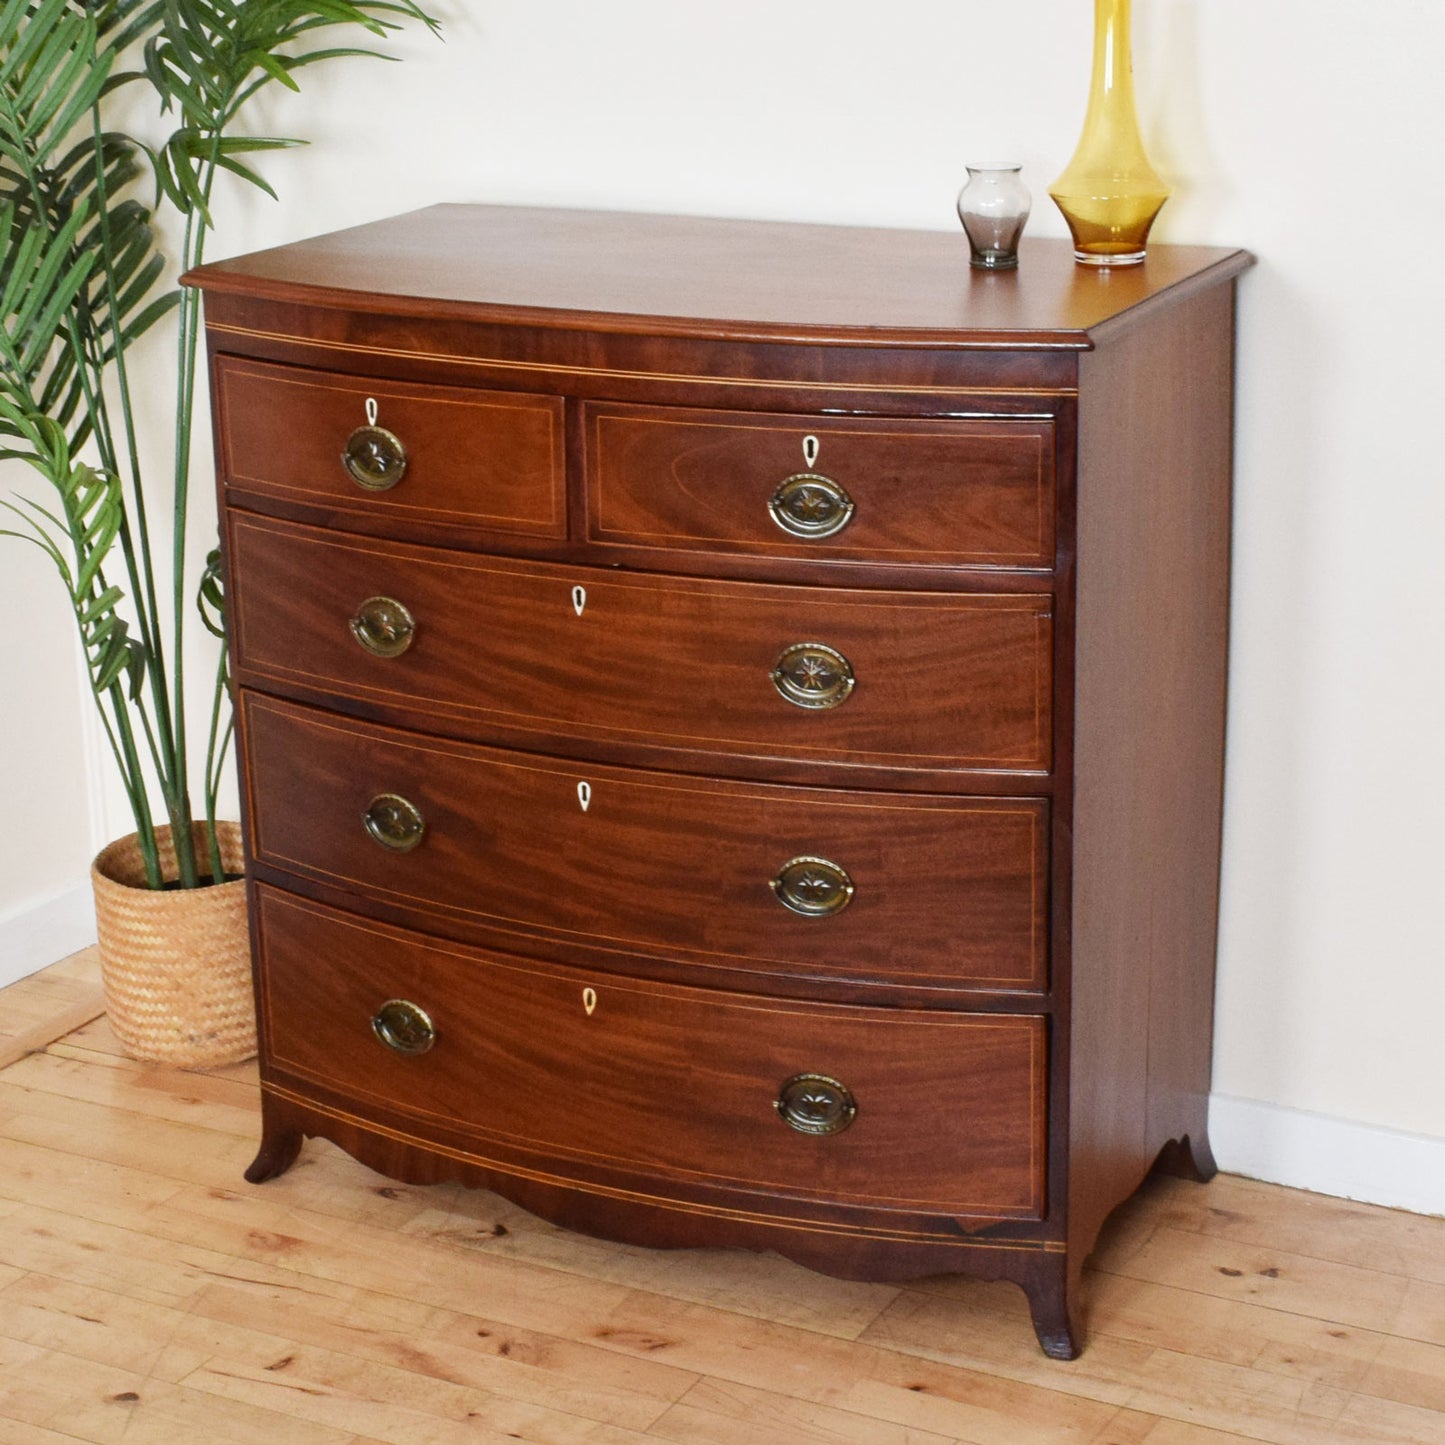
[0,953,1441,1444]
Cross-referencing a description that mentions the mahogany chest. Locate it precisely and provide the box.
[190,206,1251,1357]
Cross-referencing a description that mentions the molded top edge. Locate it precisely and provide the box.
[184,203,1253,351]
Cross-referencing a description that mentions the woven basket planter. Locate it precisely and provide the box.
[91,821,255,1067]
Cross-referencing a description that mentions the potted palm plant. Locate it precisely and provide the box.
[1,0,436,1064]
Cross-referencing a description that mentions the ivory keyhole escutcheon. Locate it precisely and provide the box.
[803,434,820,468]
[582,987,597,1017]
[572,585,586,616]
[365,396,379,426]
[577,780,592,812]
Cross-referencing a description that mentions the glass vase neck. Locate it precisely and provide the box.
[1091,0,1134,103]
[1081,0,1150,172]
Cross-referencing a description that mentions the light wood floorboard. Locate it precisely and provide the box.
[0,948,104,1072]
[0,960,1441,1444]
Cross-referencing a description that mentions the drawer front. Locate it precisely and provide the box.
[256,885,1046,1217]
[585,403,1056,569]
[228,512,1053,776]
[215,356,565,539]
[243,695,1049,991]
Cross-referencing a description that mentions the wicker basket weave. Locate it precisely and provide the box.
[91,822,255,1067]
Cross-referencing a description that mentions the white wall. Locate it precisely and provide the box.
[0,521,102,984]
[5,0,1443,1211]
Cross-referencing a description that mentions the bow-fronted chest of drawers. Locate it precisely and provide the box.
[189,206,1251,1358]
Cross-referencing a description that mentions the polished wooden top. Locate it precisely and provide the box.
[186,204,1251,350]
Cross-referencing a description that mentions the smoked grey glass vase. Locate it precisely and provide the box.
[956,164,1031,270]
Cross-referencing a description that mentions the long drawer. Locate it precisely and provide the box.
[214,356,566,541]
[255,884,1047,1218]
[227,511,1053,777]
[585,402,1056,570]
[242,694,1049,992]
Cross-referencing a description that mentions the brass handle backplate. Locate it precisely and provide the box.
[363,792,426,852]
[776,1073,857,1135]
[768,472,855,540]
[771,855,855,917]
[342,424,408,491]
[771,642,855,710]
[350,596,416,658]
[371,998,436,1056]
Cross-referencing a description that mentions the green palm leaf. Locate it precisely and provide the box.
[145,0,436,219]
[4,0,439,886]
[0,3,112,173]
[0,396,143,700]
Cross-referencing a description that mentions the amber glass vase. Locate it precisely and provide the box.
[1049,0,1169,265]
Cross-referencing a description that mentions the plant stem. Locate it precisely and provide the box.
[89,109,180,871]
[203,638,233,884]
[104,686,163,888]
[166,113,234,885]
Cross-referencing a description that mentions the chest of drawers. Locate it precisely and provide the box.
[190,206,1251,1358]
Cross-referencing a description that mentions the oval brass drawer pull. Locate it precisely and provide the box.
[771,642,855,710]
[371,998,436,1056]
[776,1073,856,1135]
[768,472,855,540]
[363,792,426,852]
[771,855,854,917]
[342,423,408,491]
[350,595,416,658]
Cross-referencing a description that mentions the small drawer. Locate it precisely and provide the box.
[242,695,1049,992]
[227,512,1053,778]
[215,356,565,540]
[255,885,1047,1218]
[585,403,1056,569]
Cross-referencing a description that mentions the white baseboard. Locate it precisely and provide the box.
[1210,1092,1445,1217]
[0,884,96,989]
